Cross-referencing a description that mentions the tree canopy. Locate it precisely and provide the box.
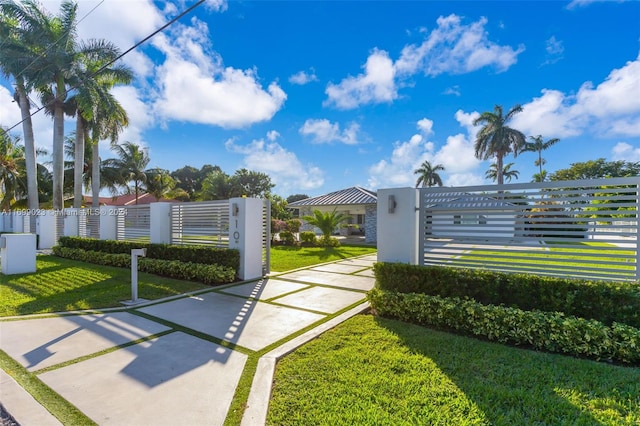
[549,159,640,181]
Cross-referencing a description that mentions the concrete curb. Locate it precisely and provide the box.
[0,369,62,426]
[241,302,371,426]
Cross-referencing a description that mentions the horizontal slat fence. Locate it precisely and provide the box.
[117,205,150,242]
[170,200,230,247]
[419,177,639,282]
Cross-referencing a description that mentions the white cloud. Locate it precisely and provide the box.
[299,119,360,145]
[266,130,280,141]
[289,69,318,85]
[324,49,397,109]
[567,0,629,9]
[443,85,461,96]
[111,86,153,145]
[152,19,287,128]
[395,15,524,76]
[612,142,640,161]
[326,14,523,109]
[225,138,324,194]
[368,113,484,190]
[417,118,434,135]
[542,36,564,66]
[512,54,640,138]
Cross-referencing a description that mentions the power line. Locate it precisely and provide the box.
[1,0,205,135]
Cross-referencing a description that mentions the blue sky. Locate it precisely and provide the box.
[1,0,639,197]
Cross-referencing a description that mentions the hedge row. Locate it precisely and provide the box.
[373,263,640,328]
[58,237,239,271]
[368,289,640,365]
[53,246,236,285]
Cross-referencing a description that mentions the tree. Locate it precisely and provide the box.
[414,160,445,187]
[0,127,26,210]
[485,162,519,183]
[69,41,133,208]
[549,159,640,181]
[522,135,560,181]
[144,168,175,201]
[473,104,526,185]
[200,170,232,200]
[171,164,221,200]
[302,208,349,245]
[106,141,150,204]
[269,194,292,220]
[230,168,274,198]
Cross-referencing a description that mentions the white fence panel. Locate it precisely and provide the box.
[170,200,229,247]
[418,177,640,282]
[117,205,151,242]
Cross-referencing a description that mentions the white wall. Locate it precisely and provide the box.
[377,188,419,264]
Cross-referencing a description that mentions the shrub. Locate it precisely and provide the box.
[271,219,287,233]
[319,236,340,247]
[278,230,297,246]
[300,231,317,246]
[52,246,236,285]
[285,219,302,233]
[373,262,640,328]
[368,289,640,365]
[57,237,239,271]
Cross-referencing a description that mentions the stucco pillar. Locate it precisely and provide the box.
[229,197,263,280]
[376,187,420,264]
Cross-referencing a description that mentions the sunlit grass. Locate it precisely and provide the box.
[0,255,209,317]
[270,245,376,272]
[268,315,640,425]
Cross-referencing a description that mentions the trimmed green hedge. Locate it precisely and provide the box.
[57,236,239,271]
[373,263,640,328]
[53,246,236,285]
[368,289,640,365]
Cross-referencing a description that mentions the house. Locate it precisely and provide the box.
[423,192,521,239]
[288,186,377,243]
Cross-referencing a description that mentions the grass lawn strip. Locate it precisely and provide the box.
[0,256,210,317]
[269,245,376,272]
[268,315,640,426]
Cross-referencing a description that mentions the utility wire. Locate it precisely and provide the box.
[1,0,205,135]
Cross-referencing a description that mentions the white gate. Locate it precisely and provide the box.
[170,200,230,247]
[418,177,640,282]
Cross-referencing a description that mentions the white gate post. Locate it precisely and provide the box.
[229,197,263,280]
[12,212,24,233]
[100,206,117,240]
[376,187,420,264]
[64,208,79,237]
[150,202,172,244]
[36,212,57,249]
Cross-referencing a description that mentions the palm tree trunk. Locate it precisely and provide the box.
[73,116,85,208]
[91,136,100,209]
[496,154,504,186]
[15,81,39,212]
[52,79,66,211]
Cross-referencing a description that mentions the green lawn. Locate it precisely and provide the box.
[0,255,209,317]
[269,245,377,272]
[268,315,640,426]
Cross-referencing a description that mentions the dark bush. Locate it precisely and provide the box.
[368,289,640,365]
[57,237,239,271]
[373,262,640,328]
[278,230,297,246]
[299,231,317,246]
[53,246,236,285]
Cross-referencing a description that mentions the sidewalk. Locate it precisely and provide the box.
[0,254,377,426]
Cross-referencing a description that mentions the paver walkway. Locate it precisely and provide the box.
[0,254,377,426]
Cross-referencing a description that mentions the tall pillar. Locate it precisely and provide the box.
[376,187,420,264]
[36,212,57,249]
[64,208,79,237]
[229,197,263,280]
[100,206,118,240]
[150,202,172,244]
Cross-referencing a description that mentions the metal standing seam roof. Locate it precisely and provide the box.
[288,186,377,207]
[423,192,518,209]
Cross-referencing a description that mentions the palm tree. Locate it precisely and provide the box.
[473,104,526,185]
[0,128,26,210]
[69,42,133,208]
[64,134,124,200]
[485,162,519,183]
[0,2,42,212]
[414,160,445,187]
[302,208,349,246]
[522,135,560,181]
[144,168,175,201]
[106,141,150,204]
[532,170,547,183]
